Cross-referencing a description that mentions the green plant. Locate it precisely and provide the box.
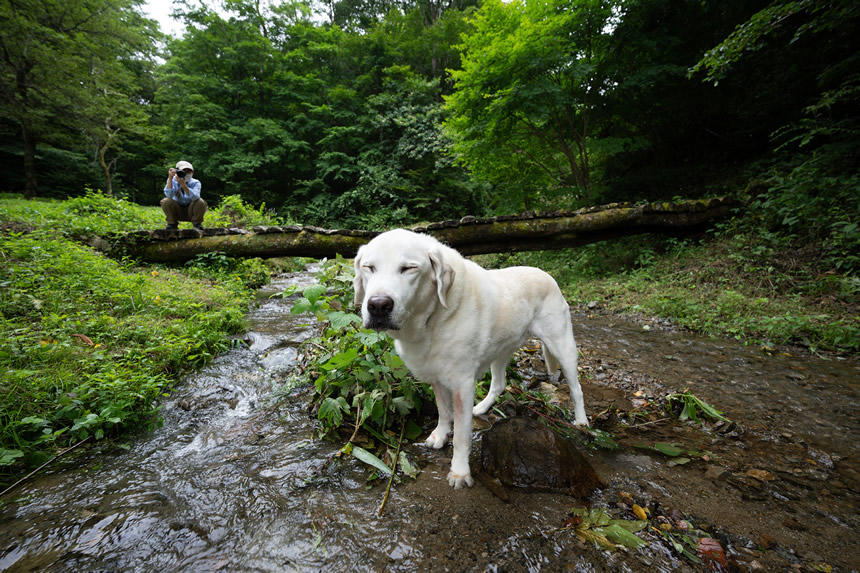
[0,192,164,236]
[184,251,271,290]
[0,230,249,479]
[288,257,429,449]
[208,195,283,228]
[666,390,730,424]
[562,507,648,551]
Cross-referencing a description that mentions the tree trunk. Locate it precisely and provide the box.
[106,198,737,263]
[22,126,38,199]
[98,140,113,196]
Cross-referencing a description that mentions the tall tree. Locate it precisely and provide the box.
[0,0,158,198]
[445,0,618,211]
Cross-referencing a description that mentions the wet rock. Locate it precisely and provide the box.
[537,382,564,405]
[704,465,730,482]
[727,473,769,500]
[746,468,775,482]
[782,516,807,531]
[480,416,604,498]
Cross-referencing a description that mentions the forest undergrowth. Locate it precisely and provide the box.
[1,190,856,488]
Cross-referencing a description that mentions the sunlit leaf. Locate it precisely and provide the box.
[595,524,648,549]
[303,284,327,304]
[351,445,392,475]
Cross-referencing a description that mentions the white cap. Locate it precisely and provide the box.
[175,160,194,171]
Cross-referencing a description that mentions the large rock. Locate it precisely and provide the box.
[480,416,604,498]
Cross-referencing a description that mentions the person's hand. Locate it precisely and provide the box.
[169,167,176,177]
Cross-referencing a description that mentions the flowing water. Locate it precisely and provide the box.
[1,269,857,572]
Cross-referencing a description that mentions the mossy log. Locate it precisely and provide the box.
[106,197,737,263]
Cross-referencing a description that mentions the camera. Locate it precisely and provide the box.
[175,169,186,178]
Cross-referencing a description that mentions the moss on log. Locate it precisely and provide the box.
[108,197,737,263]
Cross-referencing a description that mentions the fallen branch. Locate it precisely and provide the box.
[377,421,406,517]
[0,436,91,499]
[106,197,738,263]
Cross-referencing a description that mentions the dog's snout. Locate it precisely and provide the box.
[367,295,394,317]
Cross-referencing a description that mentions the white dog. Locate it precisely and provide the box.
[353,229,588,489]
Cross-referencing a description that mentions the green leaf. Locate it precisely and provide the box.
[18,416,49,427]
[585,427,619,450]
[70,413,100,432]
[595,524,648,549]
[0,449,25,466]
[391,395,415,416]
[320,347,359,371]
[654,442,684,457]
[327,311,361,330]
[405,420,423,441]
[397,452,420,479]
[303,284,327,305]
[351,446,392,475]
[611,519,649,533]
[318,396,349,427]
[290,298,312,315]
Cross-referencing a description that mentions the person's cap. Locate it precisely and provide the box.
[175,160,194,171]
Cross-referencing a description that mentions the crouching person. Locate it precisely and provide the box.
[161,160,207,230]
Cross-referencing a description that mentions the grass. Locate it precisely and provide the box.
[481,229,858,355]
[0,192,282,484]
[0,189,282,236]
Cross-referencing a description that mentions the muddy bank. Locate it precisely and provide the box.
[0,271,857,572]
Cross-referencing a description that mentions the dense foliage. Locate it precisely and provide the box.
[0,194,282,476]
[286,258,430,445]
[1,0,855,241]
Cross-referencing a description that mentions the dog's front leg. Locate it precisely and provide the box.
[447,382,476,489]
[425,382,452,449]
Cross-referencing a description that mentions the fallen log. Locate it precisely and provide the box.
[103,197,737,263]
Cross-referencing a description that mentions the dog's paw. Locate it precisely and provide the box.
[424,430,448,449]
[573,417,590,427]
[447,471,474,489]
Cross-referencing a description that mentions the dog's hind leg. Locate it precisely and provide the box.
[473,358,507,416]
[543,333,588,426]
[542,343,561,382]
[534,306,589,426]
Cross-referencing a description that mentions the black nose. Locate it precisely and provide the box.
[367,295,394,317]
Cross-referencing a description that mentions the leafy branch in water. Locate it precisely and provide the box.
[286,256,429,481]
[562,507,648,551]
[666,390,730,424]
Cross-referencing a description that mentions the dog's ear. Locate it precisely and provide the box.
[428,248,455,308]
[353,246,365,308]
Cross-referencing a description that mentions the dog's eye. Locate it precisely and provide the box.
[400,265,418,274]
[363,264,375,273]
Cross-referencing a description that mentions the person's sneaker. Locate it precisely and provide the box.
[165,223,178,230]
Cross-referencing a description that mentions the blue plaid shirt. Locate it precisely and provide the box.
[164,177,202,206]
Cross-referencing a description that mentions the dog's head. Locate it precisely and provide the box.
[353,229,454,332]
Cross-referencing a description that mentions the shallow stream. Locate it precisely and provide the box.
[1,269,857,571]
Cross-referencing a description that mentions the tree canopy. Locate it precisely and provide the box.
[0,0,856,246]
